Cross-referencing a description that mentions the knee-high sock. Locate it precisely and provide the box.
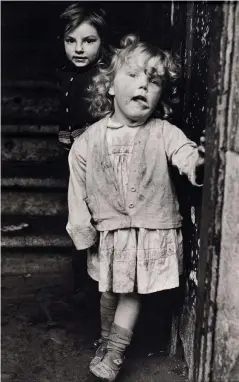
[100,293,118,340]
[107,323,133,356]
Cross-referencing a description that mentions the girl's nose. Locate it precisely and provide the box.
[138,73,148,90]
[75,42,83,53]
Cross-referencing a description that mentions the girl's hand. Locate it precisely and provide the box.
[195,130,206,184]
[197,130,206,166]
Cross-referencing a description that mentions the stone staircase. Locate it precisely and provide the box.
[1,80,73,299]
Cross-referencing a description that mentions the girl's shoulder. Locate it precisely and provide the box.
[150,118,180,132]
[148,118,184,141]
[147,118,169,132]
[86,115,109,133]
[149,117,174,127]
[75,115,109,140]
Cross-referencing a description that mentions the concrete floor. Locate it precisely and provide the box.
[2,282,188,382]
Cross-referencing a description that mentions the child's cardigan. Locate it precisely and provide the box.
[67,116,201,250]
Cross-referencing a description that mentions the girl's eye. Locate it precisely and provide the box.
[65,37,75,44]
[85,38,97,44]
[128,72,137,78]
[150,78,160,86]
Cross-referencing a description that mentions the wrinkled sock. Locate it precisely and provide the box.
[100,294,118,341]
[107,323,133,358]
[90,323,133,380]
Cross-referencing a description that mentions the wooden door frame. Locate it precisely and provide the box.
[171,2,238,381]
[193,2,238,382]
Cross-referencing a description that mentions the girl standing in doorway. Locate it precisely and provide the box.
[67,35,205,381]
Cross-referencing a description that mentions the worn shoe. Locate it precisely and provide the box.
[89,338,108,370]
[90,323,132,381]
[89,350,124,381]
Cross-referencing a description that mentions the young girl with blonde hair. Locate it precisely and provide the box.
[67,34,205,381]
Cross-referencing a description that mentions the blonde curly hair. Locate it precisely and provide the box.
[87,34,181,120]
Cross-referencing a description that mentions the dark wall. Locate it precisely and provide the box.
[1,1,183,80]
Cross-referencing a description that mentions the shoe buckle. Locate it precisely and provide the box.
[94,338,103,348]
[113,359,123,366]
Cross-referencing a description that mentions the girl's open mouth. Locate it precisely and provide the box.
[132,95,148,107]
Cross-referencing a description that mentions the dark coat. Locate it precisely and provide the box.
[57,62,98,149]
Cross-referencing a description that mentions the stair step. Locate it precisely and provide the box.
[1,190,68,215]
[2,177,67,189]
[1,235,72,249]
[2,85,59,123]
[1,215,68,235]
[2,80,58,89]
[2,135,63,162]
[2,124,58,136]
[2,161,69,180]
[2,251,72,275]
[2,273,73,300]
[1,216,72,250]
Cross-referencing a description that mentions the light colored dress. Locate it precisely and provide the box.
[87,119,183,294]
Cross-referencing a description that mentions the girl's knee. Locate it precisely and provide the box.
[126,292,140,299]
[103,291,118,301]
[120,292,141,303]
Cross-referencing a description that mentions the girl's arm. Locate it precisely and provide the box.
[66,135,98,250]
[163,121,205,186]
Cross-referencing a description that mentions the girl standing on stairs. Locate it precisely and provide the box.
[66,35,206,381]
[56,2,111,296]
[57,2,110,150]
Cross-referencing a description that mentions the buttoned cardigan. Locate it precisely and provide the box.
[67,116,201,250]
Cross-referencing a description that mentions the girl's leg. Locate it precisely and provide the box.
[90,293,141,381]
[100,291,119,340]
[113,292,141,331]
[106,292,140,361]
[90,291,118,368]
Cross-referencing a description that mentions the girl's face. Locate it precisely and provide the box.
[64,22,101,68]
[109,51,163,125]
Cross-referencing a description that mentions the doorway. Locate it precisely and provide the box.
[2,2,238,381]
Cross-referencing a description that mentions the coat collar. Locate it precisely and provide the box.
[107,116,148,129]
[107,118,124,129]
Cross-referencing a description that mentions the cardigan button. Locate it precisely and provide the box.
[65,91,68,96]
[130,187,136,192]
[129,203,134,208]
[66,108,69,113]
